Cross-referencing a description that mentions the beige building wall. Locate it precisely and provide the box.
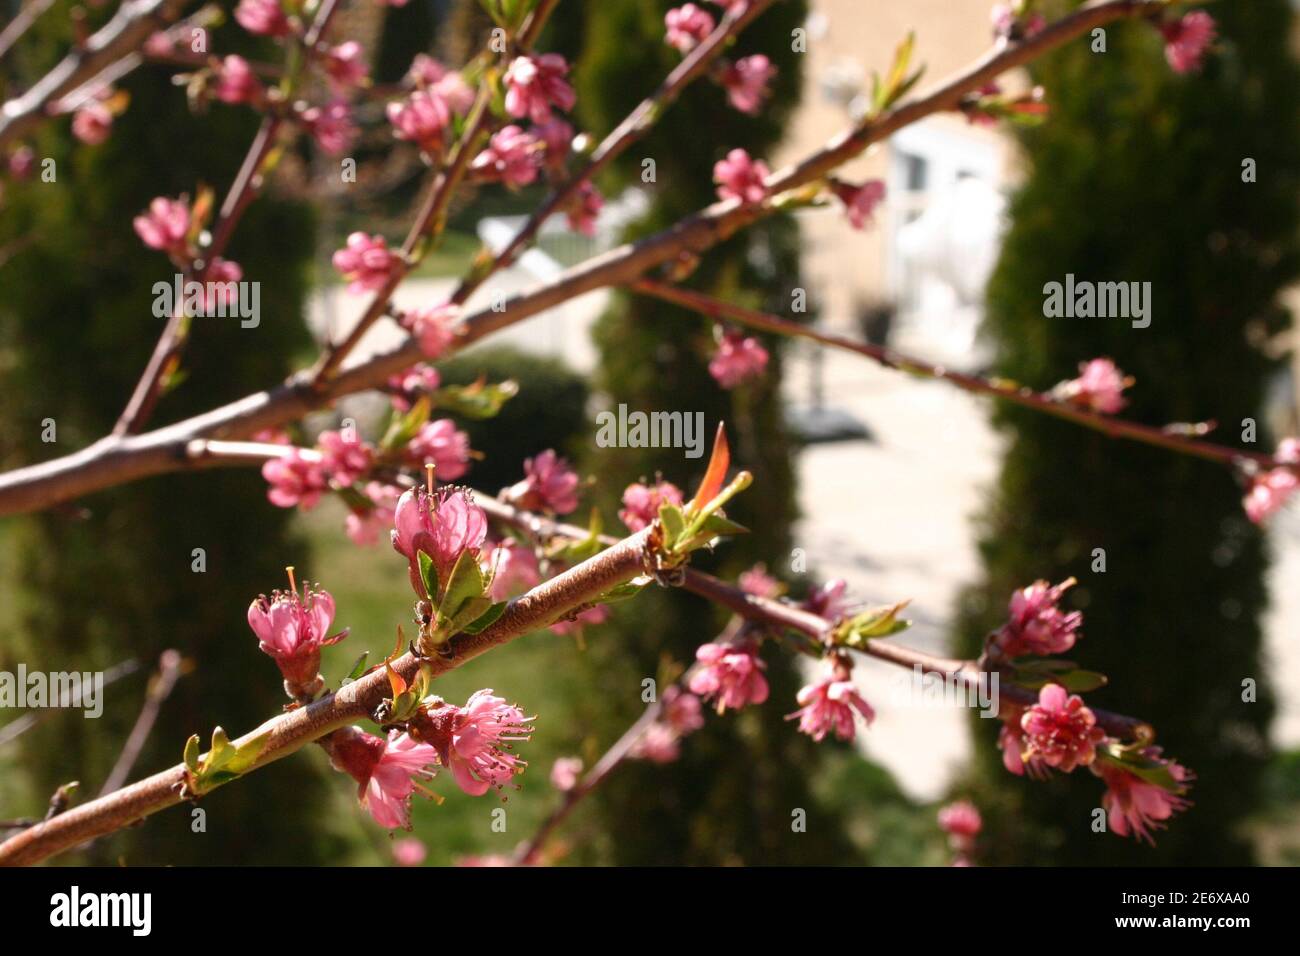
[776,0,1017,335]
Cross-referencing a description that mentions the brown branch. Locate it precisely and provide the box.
[0,0,1172,517]
[628,278,1296,474]
[0,0,191,151]
[0,525,653,866]
[445,0,780,309]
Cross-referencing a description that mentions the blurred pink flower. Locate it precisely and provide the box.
[833,179,886,230]
[406,418,471,480]
[713,148,769,204]
[473,125,541,188]
[1053,357,1131,413]
[324,41,369,91]
[536,118,574,169]
[133,196,190,256]
[317,428,373,487]
[403,302,458,358]
[235,0,291,37]
[387,363,441,413]
[507,449,581,515]
[1160,11,1216,74]
[739,564,780,598]
[709,330,768,388]
[72,102,113,145]
[1096,749,1193,845]
[332,232,398,295]
[214,55,262,105]
[392,837,427,866]
[721,54,775,114]
[803,579,850,620]
[485,538,541,601]
[565,180,604,236]
[504,54,575,123]
[938,800,982,839]
[664,4,716,53]
[345,482,400,547]
[690,639,768,713]
[261,448,326,510]
[388,89,451,153]
[619,480,684,532]
[628,722,682,763]
[302,100,356,155]
[550,756,583,791]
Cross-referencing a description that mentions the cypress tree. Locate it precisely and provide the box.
[955,1,1300,864]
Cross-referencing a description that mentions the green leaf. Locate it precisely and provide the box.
[342,652,369,685]
[437,549,488,624]
[1012,668,1108,694]
[225,729,272,775]
[418,551,439,601]
[835,601,912,648]
[658,502,686,549]
[183,734,201,772]
[379,395,433,453]
[598,580,647,604]
[461,600,508,635]
[431,379,519,419]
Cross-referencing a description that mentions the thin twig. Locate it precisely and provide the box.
[98,650,186,797]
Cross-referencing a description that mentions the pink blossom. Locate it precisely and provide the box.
[549,603,609,637]
[143,30,174,57]
[253,428,290,445]
[550,756,583,791]
[535,118,574,169]
[247,581,347,690]
[1244,468,1298,525]
[392,837,427,866]
[485,538,541,601]
[1160,11,1216,74]
[803,579,850,620]
[1095,750,1193,845]
[402,302,458,359]
[332,231,398,295]
[503,54,576,123]
[455,854,516,867]
[324,41,369,91]
[739,564,780,598]
[329,726,438,829]
[387,363,441,412]
[387,89,452,153]
[664,686,705,734]
[406,418,471,481]
[472,125,542,188]
[72,102,113,145]
[664,4,716,53]
[565,180,604,236]
[261,448,326,510]
[995,577,1082,657]
[406,53,447,86]
[201,258,244,313]
[618,480,684,532]
[411,690,534,797]
[133,196,190,256]
[301,100,356,155]
[1021,683,1106,773]
[214,55,262,105]
[434,72,476,116]
[1054,357,1131,413]
[391,485,488,594]
[690,639,768,713]
[317,428,373,487]
[628,723,682,763]
[235,0,291,37]
[507,449,581,515]
[938,800,982,839]
[721,55,775,114]
[787,666,874,742]
[990,3,1045,41]
[7,146,35,179]
[709,330,769,388]
[833,179,886,230]
[713,148,769,204]
[345,482,400,547]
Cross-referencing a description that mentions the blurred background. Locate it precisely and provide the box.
[1,0,1298,865]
